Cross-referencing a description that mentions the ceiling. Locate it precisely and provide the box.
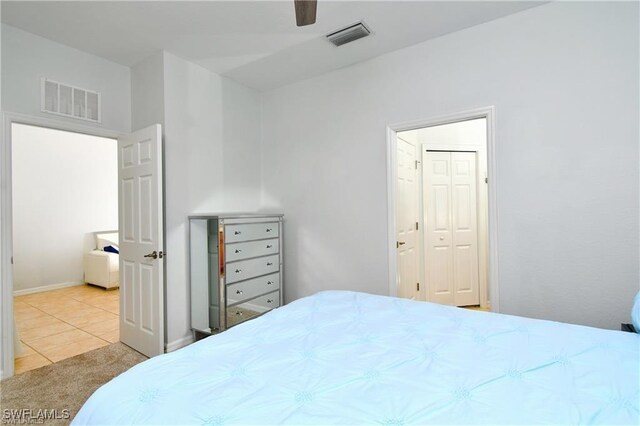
[1,1,544,91]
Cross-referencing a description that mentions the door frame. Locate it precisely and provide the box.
[386,106,500,311]
[0,111,124,379]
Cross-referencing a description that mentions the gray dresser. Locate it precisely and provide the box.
[189,214,284,336]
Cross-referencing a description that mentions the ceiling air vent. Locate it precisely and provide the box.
[326,21,371,47]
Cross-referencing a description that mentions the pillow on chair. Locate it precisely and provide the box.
[96,232,119,251]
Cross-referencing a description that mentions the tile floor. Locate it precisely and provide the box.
[463,305,491,312]
[14,284,119,375]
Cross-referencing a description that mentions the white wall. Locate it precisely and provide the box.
[1,24,131,133]
[11,123,117,292]
[131,52,165,131]
[409,118,487,147]
[261,1,639,329]
[162,52,262,345]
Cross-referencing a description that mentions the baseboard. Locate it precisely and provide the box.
[13,281,85,296]
[165,334,194,353]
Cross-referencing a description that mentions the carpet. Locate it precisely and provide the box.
[0,343,147,425]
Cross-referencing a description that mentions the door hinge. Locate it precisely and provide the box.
[485,177,488,184]
[415,221,419,230]
[415,160,419,170]
[417,282,420,291]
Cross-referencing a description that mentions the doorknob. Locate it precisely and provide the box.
[396,241,406,248]
[144,251,158,259]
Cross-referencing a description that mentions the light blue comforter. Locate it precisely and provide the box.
[74,291,639,425]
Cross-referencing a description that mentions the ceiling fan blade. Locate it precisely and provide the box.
[294,0,317,27]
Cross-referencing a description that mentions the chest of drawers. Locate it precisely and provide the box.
[189,214,284,335]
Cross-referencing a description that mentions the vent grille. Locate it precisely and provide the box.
[326,21,371,47]
[41,78,101,123]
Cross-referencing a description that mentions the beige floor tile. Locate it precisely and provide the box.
[78,293,119,305]
[53,307,110,324]
[35,300,93,315]
[43,336,109,363]
[15,341,37,359]
[14,352,51,374]
[80,317,119,336]
[14,305,49,321]
[62,310,118,328]
[20,321,76,342]
[17,293,66,305]
[16,314,65,332]
[48,285,89,295]
[14,301,39,312]
[86,300,119,313]
[97,329,120,343]
[14,295,30,305]
[13,285,119,373]
[27,329,96,354]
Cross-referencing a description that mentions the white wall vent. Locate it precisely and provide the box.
[41,78,101,123]
[326,21,371,47]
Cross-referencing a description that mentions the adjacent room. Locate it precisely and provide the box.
[11,123,119,374]
[0,1,638,425]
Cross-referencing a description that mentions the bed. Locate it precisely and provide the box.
[73,291,639,425]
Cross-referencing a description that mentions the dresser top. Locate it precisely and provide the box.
[188,212,284,220]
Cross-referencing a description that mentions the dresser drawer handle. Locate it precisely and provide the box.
[235,249,242,253]
[235,269,242,274]
[234,231,242,235]
[236,290,243,295]
[266,228,272,232]
[267,262,273,266]
[267,299,273,304]
[266,245,273,249]
[267,281,273,285]
[235,311,243,316]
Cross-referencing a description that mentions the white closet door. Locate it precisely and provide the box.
[396,136,419,299]
[451,152,480,306]
[424,152,454,305]
[424,151,479,306]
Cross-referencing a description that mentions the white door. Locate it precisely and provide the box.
[424,151,479,306]
[118,124,164,357]
[396,136,420,299]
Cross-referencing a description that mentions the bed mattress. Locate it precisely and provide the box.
[73,291,639,425]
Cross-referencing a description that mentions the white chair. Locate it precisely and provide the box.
[84,231,119,289]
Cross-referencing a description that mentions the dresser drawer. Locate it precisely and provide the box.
[226,291,280,328]
[225,238,279,262]
[226,273,279,305]
[225,222,279,243]
[226,254,279,284]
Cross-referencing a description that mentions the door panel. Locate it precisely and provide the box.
[424,151,479,306]
[424,152,453,305]
[396,136,419,299]
[451,152,479,305]
[118,124,164,357]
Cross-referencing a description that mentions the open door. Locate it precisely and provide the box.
[118,124,164,357]
[395,134,420,300]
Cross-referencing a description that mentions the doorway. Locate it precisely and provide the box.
[1,113,166,379]
[11,123,119,374]
[387,108,498,311]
